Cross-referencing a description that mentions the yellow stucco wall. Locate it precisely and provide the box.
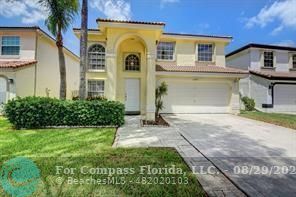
[15,66,35,97]
[156,38,227,66]
[36,34,80,99]
[81,23,231,120]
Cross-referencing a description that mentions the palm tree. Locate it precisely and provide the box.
[39,0,79,99]
[79,0,88,99]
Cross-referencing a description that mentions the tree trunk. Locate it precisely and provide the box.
[79,0,88,99]
[56,31,67,99]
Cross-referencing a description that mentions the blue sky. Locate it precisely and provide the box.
[0,0,295,55]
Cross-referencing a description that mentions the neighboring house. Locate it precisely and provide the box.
[74,19,247,120]
[0,26,80,104]
[226,43,296,113]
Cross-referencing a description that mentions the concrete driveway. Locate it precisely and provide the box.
[164,114,296,197]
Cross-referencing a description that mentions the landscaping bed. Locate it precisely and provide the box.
[141,115,170,127]
[0,118,204,196]
[240,110,296,130]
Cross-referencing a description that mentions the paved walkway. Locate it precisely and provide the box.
[115,116,246,197]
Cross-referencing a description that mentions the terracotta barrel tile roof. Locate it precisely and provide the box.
[250,70,296,80]
[156,64,248,74]
[97,18,165,26]
[0,60,37,69]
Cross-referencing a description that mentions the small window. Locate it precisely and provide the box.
[88,44,105,70]
[157,42,175,60]
[1,36,20,55]
[293,55,296,69]
[125,54,140,71]
[198,44,213,62]
[87,80,104,97]
[264,51,274,68]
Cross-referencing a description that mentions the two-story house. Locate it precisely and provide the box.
[0,26,79,104]
[74,19,247,120]
[226,43,296,113]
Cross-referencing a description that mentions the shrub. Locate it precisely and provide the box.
[155,82,168,118]
[241,96,255,111]
[86,95,107,101]
[4,97,125,129]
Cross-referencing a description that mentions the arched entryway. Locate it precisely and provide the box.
[115,35,148,114]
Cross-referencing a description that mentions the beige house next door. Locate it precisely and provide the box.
[125,79,140,114]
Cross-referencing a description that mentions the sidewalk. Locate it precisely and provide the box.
[114,116,246,197]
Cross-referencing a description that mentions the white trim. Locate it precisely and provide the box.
[156,71,247,78]
[161,34,231,43]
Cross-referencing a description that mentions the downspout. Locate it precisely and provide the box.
[34,30,39,96]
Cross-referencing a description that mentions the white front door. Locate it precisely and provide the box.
[125,79,140,113]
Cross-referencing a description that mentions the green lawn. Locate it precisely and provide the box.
[240,111,296,130]
[0,117,204,196]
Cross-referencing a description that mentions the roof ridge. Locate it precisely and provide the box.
[96,18,165,26]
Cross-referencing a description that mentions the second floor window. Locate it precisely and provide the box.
[125,54,140,71]
[264,51,274,68]
[198,44,213,62]
[157,42,175,60]
[1,36,20,55]
[88,44,105,70]
[293,55,296,69]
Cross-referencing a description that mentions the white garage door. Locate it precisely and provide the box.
[161,79,231,113]
[274,84,296,112]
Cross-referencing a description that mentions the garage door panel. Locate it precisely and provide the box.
[274,85,296,112]
[161,79,231,113]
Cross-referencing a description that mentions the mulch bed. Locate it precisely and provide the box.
[141,115,170,127]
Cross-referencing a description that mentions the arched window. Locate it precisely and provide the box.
[125,54,140,71]
[88,44,105,70]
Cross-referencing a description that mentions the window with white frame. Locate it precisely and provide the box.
[88,44,105,70]
[125,54,140,71]
[1,36,20,55]
[157,42,175,60]
[293,54,296,69]
[264,51,274,68]
[197,44,213,62]
[87,80,104,97]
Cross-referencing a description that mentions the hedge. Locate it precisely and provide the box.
[4,97,125,129]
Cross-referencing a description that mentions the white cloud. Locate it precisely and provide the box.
[196,23,210,34]
[0,0,48,24]
[274,40,296,47]
[245,0,296,34]
[160,0,180,8]
[90,0,131,20]
[161,0,180,3]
